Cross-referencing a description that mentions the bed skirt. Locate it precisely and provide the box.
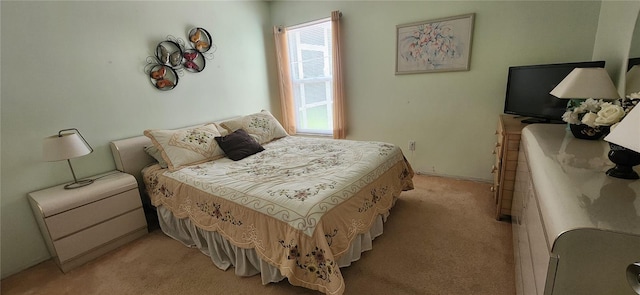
[156,201,393,286]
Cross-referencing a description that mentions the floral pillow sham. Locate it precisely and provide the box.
[144,123,226,171]
[219,110,288,145]
[143,144,169,169]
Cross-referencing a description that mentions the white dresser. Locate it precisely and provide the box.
[28,171,147,272]
[513,124,640,295]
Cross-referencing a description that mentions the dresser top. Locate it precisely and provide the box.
[28,171,137,217]
[521,124,640,245]
[500,114,528,134]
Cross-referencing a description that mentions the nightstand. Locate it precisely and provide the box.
[28,171,147,273]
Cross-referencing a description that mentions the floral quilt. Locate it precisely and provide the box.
[144,136,414,295]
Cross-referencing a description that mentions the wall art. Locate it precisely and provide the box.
[149,65,178,90]
[144,27,217,91]
[396,13,475,75]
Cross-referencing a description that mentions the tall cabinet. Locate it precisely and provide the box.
[493,114,527,220]
[512,124,640,295]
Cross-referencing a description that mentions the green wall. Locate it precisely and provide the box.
[593,0,640,93]
[3,0,640,280]
[0,1,276,277]
[270,1,602,180]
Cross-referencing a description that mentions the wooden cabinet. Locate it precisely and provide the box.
[512,124,640,295]
[493,114,527,220]
[28,171,147,272]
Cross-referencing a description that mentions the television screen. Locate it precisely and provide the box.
[504,60,606,124]
[628,57,640,71]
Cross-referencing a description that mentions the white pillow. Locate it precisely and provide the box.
[143,144,169,169]
[144,123,225,171]
[220,110,288,144]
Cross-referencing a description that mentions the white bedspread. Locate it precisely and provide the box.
[143,136,414,295]
[162,136,405,236]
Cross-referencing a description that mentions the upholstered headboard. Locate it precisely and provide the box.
[110,135,155,192]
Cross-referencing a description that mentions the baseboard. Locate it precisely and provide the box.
[415,171,492,184]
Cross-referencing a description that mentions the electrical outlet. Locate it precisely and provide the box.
[408,140,416,151]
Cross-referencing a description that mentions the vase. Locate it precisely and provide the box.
[569,124,609,140]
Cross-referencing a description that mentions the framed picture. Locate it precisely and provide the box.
[396,13,475,75]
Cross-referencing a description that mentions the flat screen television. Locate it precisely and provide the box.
[628,57,640,71]
[503,60,606,124]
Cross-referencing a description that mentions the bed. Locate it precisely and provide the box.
[109,111,414,295]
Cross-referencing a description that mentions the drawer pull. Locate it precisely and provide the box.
[492,149,497,155]
[490,186,495,192]
[495,142,501,148]
[491,165,498,173]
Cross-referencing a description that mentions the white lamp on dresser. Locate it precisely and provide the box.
[549,67,620,100]
[30,129,148,272]
[42,128,95,189]
[604,105,640,179]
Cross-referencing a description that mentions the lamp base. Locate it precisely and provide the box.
[606,166,640,180]
[64,178,94,189]
[606,143,640,180]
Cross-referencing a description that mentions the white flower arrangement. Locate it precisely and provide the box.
[562,97,634,128]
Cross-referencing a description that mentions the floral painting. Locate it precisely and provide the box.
[396,13,475,74]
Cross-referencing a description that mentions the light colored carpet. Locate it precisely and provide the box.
[1,174,515,295]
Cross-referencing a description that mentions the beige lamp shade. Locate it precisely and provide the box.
[626,65,640,95]
[43,133,92,162]
[550,68,620,99]
[604,106,640,153]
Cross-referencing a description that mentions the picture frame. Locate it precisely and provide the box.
[396,13,475,75]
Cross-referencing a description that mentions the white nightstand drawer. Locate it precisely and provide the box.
[29,171,148,272]
[46,188,141,240]
[30,172,138,217]
[53,207,146,263]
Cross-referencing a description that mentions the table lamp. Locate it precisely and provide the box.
[550,67,620,99]
[43,128,94,189]
[603,106,640,179]
[549,67,621,140]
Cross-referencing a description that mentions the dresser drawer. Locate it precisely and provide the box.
[495,114,526,219]
[517,215,537,295]
[524,185,550,294]
[53,207,146,262]
[29,171,148,272]
[46,188,142,240]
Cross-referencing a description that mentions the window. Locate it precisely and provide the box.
[274,11,344,138]
[286,20,334,135]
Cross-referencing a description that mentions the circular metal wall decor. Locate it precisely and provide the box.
[183,49,205,73]
[148,64,178,91]
[145,27,216,91]
[156,40,184,68]
[188,27,212,53]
